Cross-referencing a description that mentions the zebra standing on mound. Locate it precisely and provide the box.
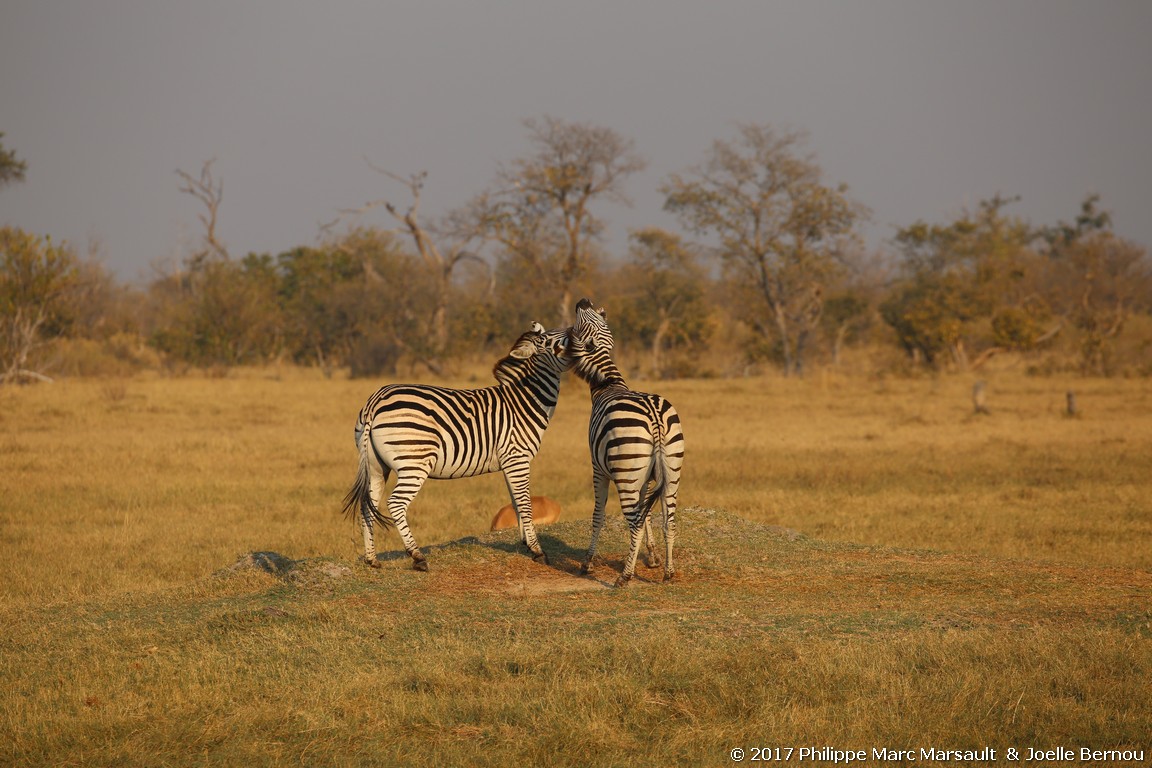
[570,298,684,586]
[342,322,572,570]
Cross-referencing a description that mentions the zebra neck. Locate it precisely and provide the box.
[586,363,629,395]
[494,360,562,411]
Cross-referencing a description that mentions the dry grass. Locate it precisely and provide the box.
[1,365,1150,765]
[677,371,1152,569]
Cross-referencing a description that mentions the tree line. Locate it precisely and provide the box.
[2,120,1150,385]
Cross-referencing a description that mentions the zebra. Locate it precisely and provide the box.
[341,321,573,570]
[569,298,684,586]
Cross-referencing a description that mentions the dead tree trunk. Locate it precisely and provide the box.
[176,159,228,267]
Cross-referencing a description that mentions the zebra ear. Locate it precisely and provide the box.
[531,321,545,334]
[597,307,607,320]
[509,337,537,359]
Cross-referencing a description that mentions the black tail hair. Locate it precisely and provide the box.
[341,426,393,528]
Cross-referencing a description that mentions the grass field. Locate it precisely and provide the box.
[1,365,1150,765]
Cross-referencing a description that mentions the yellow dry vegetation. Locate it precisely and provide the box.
[1,366,1149,765]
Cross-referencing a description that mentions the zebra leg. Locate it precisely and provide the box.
[580,468,611,574]
[611,480,647,586]
[662,452,681,582]
[361,459,389,568]
[502,463,548,564]
[615,513,648,588]
[641,488,662,568]
[387,468,431,571]
[360,508,379,569]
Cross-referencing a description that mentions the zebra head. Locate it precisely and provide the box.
[570,298,618,385]
[494,321,574,385]
[573,298,612,348]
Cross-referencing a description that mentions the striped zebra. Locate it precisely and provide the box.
[570,298,684,586]
[341,322,572,570]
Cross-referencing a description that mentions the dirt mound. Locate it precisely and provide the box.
[225,552,352,586]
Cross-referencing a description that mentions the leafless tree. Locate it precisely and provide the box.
[176,158,227,267]
[330,165,490,362]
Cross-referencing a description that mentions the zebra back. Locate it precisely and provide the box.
[357,323,571,480]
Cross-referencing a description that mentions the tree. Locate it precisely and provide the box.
[662,124,865,376]
[1,227,79,383]
[1064,234,1150,374]
[149,257,282,368]
[277,229,433,377]
[1042,192,1112,246]
[881,195,1040,369]
[822,291,871,367]
[175,159,227,268]
[0,132,27,188]
[481,116,646,326]
[609,228,711,378]
[152,159,283,369]
[337,227,440,377]
[334,167,489,365]
[275,244,362,375]
[1040,196,1150,374]
[880,270,981,367]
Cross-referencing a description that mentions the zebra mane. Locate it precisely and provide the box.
[491,327,561,387]
[493,338,532,384]
[573,349,627,389]
[492,348,538,386]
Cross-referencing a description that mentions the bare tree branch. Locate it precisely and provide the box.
[176,158,227,266]
[326,163,493,360]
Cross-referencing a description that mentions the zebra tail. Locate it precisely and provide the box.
[341,421,393,529]
[639,418,667,523]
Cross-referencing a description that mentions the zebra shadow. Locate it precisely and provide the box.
[368,523,650,585]
[359,541,580,571]
[453,530,589,577]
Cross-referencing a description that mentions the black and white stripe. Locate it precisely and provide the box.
[570,298,684,586]
[342,322,572,570]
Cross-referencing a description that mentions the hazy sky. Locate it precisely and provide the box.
[3,1,1150,282]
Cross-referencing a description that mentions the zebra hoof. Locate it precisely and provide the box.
[613,574,633,588]
[364,557,382,569]
[412,557,429,572]
[579,561,592,575]
[532,550,549,565]
[645,556,663,568]
[663,570,677,583]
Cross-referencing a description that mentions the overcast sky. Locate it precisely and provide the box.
[3,1,1150,282]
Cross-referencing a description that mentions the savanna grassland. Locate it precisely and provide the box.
[1,366,1150,766]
